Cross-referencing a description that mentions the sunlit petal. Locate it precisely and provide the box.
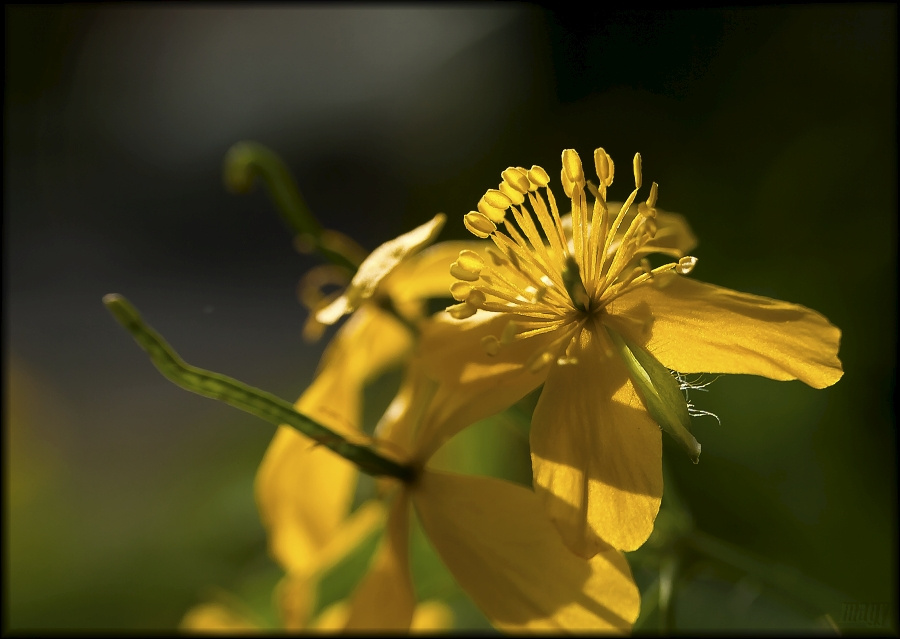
[316,214,446,324]
[531,320,662,554]
[410,600,454,632]
[413,470,640,632]
[414,311,558,460]
[611,275,844,388]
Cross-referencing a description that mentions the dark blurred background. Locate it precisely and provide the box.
[5,5,896,632]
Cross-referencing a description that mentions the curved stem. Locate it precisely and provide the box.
[223,141,360,274]
[103,294,414,482]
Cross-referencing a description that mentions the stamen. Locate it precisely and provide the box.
[646,181,658,208]
[527,165,550,188]
[450,250,485,282]
[478,189,511,223]
[502,168,531,194]
[676,256,698,275]
[594,147,614,188]
[465,289,487,308]
[633,153,643,190]
[499,180,526,205]
[464,211,497,238]
[447,302,477,319]
[450,281,473,301]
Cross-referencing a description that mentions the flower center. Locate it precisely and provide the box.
[448,147,697,369]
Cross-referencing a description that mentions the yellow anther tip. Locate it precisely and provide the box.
[633,153,643,190]
[501,168,531,194]
[676,256,698,275]
[499,180,526,205]
[447,302,477,319]
[464,211,496,238]
[526,165,550,188]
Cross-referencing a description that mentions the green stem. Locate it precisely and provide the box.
[103,294,414,482]
[222,141,359,274]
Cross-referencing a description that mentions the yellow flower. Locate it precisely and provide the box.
[338,362,640,633]
[429,147,843,557]
[247,217,482,631]
[257,214,487,577]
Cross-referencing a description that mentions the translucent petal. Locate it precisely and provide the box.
[316,214,445,324]
[385,241,488,314]
[413,311,560,460]
[255,306,409,573]
[413,470,640,632]
[531,320,663,554]
[610,275,844,388]
[344,491,415,630]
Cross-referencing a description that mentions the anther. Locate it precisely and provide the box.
[676,256,698,275]
[561,149,585,198]
[526,165,550,188]
[633,153,643,190]
[594,147,612,186]
[464,212,497,238]
[465,289,487,308]
[450,281,473,301]
[478,189,511,223]
[646,181,658,208]
[450,250,484,281]
[499,180,526,205]
[447,302,477,319]
[501,168,531,194]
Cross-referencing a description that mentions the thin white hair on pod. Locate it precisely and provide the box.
[671,371,722,425]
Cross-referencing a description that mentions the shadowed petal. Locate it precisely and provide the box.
[255,305,409,573]
[413,470,640,632]
[344,490,415,630]
[414,311,559,460]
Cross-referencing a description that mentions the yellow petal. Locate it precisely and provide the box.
[637,210,698,257]
[413,311,558,460]
[413,470,640,632]
[309,600,351,630]
[276,573,316,631]
[180,602,258,632]
[255,427,358,574]
[255,307,408,573]
[611,275,844,388]
[384,240,489,314]
[411,600,454,632]
[344,490,415,630]
[316,214,446,324]
[302,304,413,438]
[531,320,662,554]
